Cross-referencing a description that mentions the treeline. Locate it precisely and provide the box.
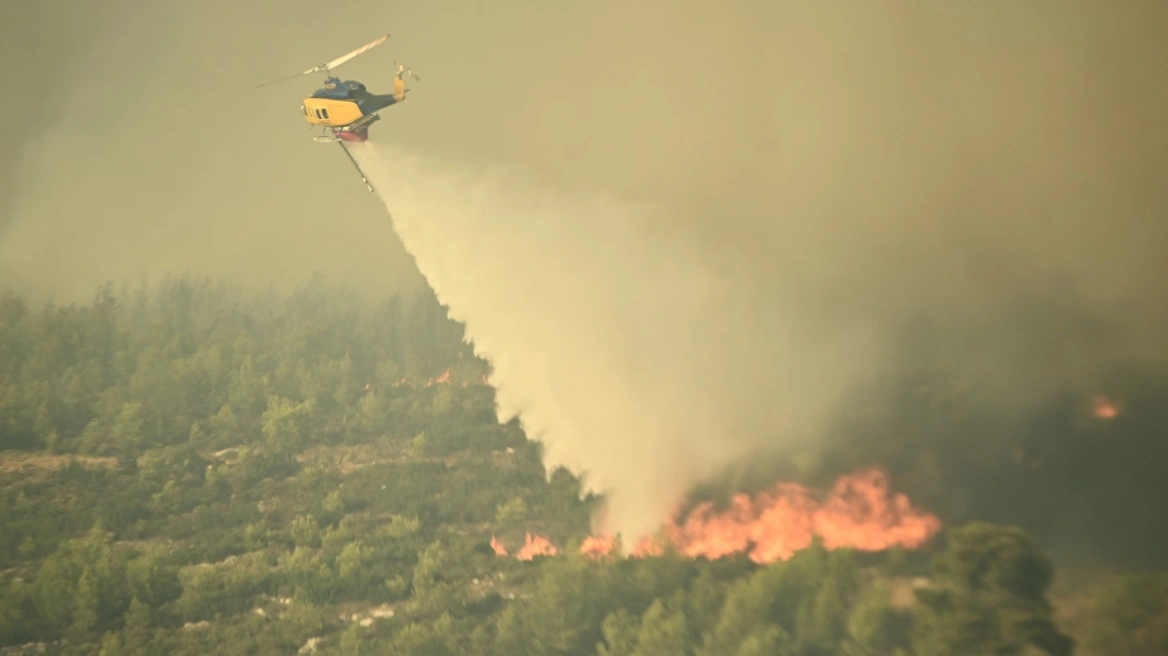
[0,277,1163,655]
[0,274,478,456]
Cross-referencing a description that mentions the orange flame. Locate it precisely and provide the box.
[490,535,508,557]
[630,535,666,558]
[578,535,615,559]
[583,467,940,563]
[387,368,490,389]
[1091,394,1120,420]
[515,533,559,560]
[491,468,940,565]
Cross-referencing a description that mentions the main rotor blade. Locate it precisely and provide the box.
[323,34,390,72]
[255,69,316,89]
[254,34,389,89]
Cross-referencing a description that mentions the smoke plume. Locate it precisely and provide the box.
[347,2,1168,544]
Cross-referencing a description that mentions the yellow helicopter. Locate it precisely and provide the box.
[256,34,420,192]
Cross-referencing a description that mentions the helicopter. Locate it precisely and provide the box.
[256,33,420,192]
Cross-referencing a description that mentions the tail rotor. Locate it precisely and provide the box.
[392,60,419,101]
[393,60,421,82]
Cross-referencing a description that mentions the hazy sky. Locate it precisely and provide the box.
[1,1,440,300]
[2,1,1164,308]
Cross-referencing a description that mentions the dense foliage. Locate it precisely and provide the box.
[0,277,1160,654]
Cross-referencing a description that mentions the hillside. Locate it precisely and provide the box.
[0,277,1163,655]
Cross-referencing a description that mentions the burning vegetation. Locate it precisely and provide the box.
[493,466,941,564]
[1091,394,1121,420]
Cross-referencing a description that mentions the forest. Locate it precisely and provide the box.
[0,276,1164,655]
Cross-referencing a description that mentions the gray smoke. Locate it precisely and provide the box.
[346,1,1168,541]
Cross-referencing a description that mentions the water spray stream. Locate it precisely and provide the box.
[350,142,879,544]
